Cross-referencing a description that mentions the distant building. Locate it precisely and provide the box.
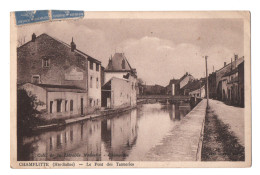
[17,33,102,119]
[180,78,205,97]
[102,53,137,108]
[175,73,195,95]
[166,78,179,96]
[188,79,206,98]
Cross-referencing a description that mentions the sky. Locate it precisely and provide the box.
[17,18,244,86]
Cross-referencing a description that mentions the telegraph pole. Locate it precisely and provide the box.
[205,56,209,108]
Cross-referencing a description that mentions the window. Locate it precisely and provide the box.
[97,99,99,106]
[70,100,73,111]
[50,101,53,113]
[57,100,62,112]
[96,78,99,88]
[90,61,93,70]
[65,100,68,112]
[90,76,93,88]
[89,99,93,107]
[42,58,50,67]
[122,59,125,69]
[32,75,40,84]
[96,64,99,72]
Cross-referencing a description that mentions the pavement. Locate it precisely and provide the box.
[208,99,245,147]
[143,99,207,161]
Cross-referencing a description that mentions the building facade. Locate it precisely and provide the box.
[212,55,244,100]
[166,78,179,96]
[17,33,102,119]
[175,73,195,95]
[102,53,137,108]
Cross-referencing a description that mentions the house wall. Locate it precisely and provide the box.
[221,78,228,101]
[104,72,127,84]
[45,91,87,120]
[88,60,101,109]
[111,78,132,108]
[17,34,88,90]
[189,86,205,98]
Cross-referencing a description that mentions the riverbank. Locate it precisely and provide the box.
[142,99,207,161]
[201,100,245,161]
[33,105,137,131]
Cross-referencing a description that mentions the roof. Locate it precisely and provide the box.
[169,78,179,85]
[177,72,193,84]
[222,68,238,78]
[18,33,101,64]
[105,53,133,72]
[216,56,244,73]
[181,79,205,91]
[20,83,86,92]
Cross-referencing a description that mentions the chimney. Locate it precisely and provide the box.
[224,62,226,67]
[231,58,233,70]
[234,54,238,68]
[70,37,76,52]
[32,33,36,42]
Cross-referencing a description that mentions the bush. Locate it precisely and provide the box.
[17,89,41,135]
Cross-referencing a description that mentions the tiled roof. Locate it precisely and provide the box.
[222,68,238,78]
[18,33,101,64]
[181,79,205,91]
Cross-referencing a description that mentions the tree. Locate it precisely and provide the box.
[17,89,41,135]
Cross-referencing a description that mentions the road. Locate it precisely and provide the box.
[209,99,244,146]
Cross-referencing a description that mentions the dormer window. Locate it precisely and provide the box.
[32,75,40,84]
[90,61,93,70]
[96,63,99,72]
[42,58,50,68]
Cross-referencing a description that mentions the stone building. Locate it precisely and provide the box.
[101,53,137,108]
[17,33,102,119]
[211,55,244,100]
[220,60,244,106]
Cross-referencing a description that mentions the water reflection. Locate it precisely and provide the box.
[18,103,191,161]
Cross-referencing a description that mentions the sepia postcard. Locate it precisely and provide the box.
[10,11,251,168]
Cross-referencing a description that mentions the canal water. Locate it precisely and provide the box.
[18,103,191,161]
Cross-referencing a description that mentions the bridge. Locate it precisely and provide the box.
[137,95,191,103]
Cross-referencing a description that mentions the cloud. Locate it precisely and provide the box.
[17,19,242,86]
[17,21,113,65]
[120,36,236,86]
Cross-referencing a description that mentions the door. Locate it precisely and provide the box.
[81,98,84,115]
